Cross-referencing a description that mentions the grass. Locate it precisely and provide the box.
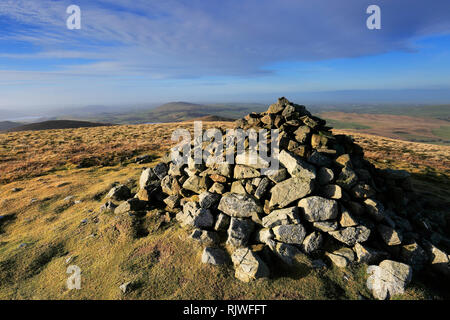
[0,122,448,299]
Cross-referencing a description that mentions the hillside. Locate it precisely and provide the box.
[320,112,450,146]
[8,120,113,132]
[0,121,22,131]
[0,118,448,299]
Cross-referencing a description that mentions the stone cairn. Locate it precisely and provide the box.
[105,98,449,299]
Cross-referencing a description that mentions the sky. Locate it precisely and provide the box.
[0,0,450,110]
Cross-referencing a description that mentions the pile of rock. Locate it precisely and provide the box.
[105,98,449,299]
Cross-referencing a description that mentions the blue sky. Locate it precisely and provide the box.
[0,0,450,109]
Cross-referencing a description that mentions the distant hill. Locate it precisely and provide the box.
[8,120,113,132]
[85,102,267,124]
[183,115,235,122]
[0,121,22,131]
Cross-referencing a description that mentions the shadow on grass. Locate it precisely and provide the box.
[0,214,16,234]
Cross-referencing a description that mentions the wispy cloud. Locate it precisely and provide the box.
[0,0,450,107]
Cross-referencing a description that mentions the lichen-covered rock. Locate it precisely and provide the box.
[231,248,270,282]
[114,198,147,214]
[329,225,371,246]
[199,191,221,209]
[153,162,168,180]
[326,248,355,268]
[302,232,323,254]
[106,184,131,201]
[176,202,214,229]
[261,207,300,228]
[272,224,306,245]
[269,176,315,208]
[227,218,255,247]
[218,193,262,218]
[278,150,316,179]
[202,247,229,265]
[366,260,413,300]
[233,165,261,179]
[298,196,339,222]
[190,229,220,246]
[182,175,209,193]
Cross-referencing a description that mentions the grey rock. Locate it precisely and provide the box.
[119,282,132,294]
[199,191,221,209]
[218,193,262,218]
[278,150,316,179]
[262,207,300,228]
[321,184,342,199]
[293,126,311,143]
[308,151,332,167]
[163,195,180,209]
[313,221,338,232]
[367,260,412,300]
[269,241,301,266]
[351,183,375,199]
[190,229,220,246]
[377,224,403,246]
[202,247,229,265]
[272,224,306,244]
[235,153,270,169]
[298,196,339,222]
[339,207,359,227]
[400,242,427,271]
[214,213,231,231]
[161,175,181,196]
[353,243,387,264]
[176,202,215,229]
[329,225,371,246]
[230,181,247,194]
[265,168,288,183]
[106,184,131,201]
[231,247,270,282]
[209,182,225,194]
[114,198,147,214]
[254,177,270,199]
[168,162,183,176]
[364,199,386,222]
[234,165,261,179]
[422,241,450,276]
[100,200,117,213]
[227,218,255,247]
[182,175,209,194]
[326,248,355,268]
[139,168,156,189]
[153,162,168,180]
[269,176,314,208]
[302,232,323,253]
[336,167,358,190]
[255,228,273,244]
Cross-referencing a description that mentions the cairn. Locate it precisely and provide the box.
[106,98,449,299]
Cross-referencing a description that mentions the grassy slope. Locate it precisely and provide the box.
[0,123,449,300]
